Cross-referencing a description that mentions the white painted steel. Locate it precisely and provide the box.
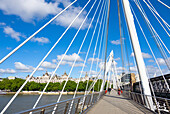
[122,0,154,110]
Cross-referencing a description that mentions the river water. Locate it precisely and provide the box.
[0,94,80,113]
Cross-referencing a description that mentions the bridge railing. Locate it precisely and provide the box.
[15,91,105,114]
[122,91,170,113]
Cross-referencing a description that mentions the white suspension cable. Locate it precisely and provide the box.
[68,1,107,113]
[31,0,93,110]
[81,2,109,111]
[69,0,106,104]
[130,4,170,90]
[52,0,102,113]
[0,0,78,64]
[1,1,85,113]
[95,4,108,93]
[158,0,170,9]
[58,0,105,113]
[82,4,108,109]
[84,0,107,94]
[142,0,170,36]
[95,1,108,73]
[92,3,108,94]
[145,0,170,29]
[134,0,170,69]
[147,0,170,30]
[136,0,170,55]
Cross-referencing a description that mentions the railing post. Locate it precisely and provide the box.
[82,96,87,112]
[75,98,80,114]
[145,95,151,110]
[40,109,45,114]
[134,93,137,102]
[136,94,140,103]
[165,99,170,112]
[88,95,91,107]
[152,96,160,114]
[64,102,69,114]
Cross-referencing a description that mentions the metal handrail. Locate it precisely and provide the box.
[122,90,170,113]
[15,92,102,114]
[123,90,170,101]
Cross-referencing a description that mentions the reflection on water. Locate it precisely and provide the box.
[0,94,81,113]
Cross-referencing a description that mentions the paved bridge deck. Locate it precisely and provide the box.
[87,90,153,114]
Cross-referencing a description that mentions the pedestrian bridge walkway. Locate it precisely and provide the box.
[87,90,153,114]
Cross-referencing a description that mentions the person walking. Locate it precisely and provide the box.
[108,88,111,94]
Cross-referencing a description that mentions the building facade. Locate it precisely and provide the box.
[26,71,89,83]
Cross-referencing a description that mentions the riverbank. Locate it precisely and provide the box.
[1,91,94,95]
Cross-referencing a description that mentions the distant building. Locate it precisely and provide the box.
[26,71,89,83]
[120,73,139,85]
[8,76,16,80]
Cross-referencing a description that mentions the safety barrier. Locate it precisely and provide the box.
[16,91,105,114]
[122,91,170,113]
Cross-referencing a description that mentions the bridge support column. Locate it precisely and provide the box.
[121,0,154,111]
[100,0,111,94]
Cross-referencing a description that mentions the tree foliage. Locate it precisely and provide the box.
[0,78,105,92]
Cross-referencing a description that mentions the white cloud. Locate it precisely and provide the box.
[54,60,84,67]
[99,62,104,70]
[88,58,102,62]
[15,62,29,70]
[41,61,57,69]
[0,0,89,29]
[0,0,60,22]
[0,68,16,74]
[157,58,166,66]
[117,67,126,71]
[0,22,6,26]
[52,59,57,63]
[15,62,44,72]
[57,53,83,62]
[2,25,48,43]
[3,26,23,41]
[110,40,120,45]
[148,60,154,62]
[67,62,85,67]
[54,5,89,29]
[131,52,152,58]
[80,70,98,76]
[130,66,137,72]
[115,57,120,61]
[31,37,50,44]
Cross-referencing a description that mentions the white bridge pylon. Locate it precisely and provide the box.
[101,50,120,91]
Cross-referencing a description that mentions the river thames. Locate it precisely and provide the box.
[0,94,80,113]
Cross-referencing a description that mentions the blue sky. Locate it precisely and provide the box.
[0,0,169,79]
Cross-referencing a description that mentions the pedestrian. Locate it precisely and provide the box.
[118,88,121,95]
[108,88,111,94]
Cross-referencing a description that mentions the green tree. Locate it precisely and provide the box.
[65,80,77,91]
[78,81,85,91]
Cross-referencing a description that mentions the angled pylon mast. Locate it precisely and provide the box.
[121,0,154,110]
[100,0,111,93]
